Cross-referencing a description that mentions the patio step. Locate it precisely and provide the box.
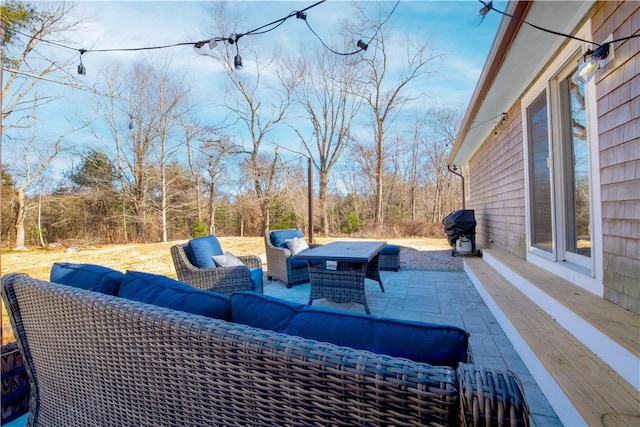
[464,255,640,426]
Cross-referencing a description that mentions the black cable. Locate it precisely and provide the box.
[301,0,401,56]
[478,1,595,45]
[9,0,329,54]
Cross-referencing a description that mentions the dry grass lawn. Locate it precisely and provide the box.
[2,236,451,344]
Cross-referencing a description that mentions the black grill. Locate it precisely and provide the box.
[442,209,477,256]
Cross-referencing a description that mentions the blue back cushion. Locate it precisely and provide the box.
[230,292,304,333]
[187,235,224,268]
[285,307,469,367]
[119,271,231,320]
[270,229,303,248]
[50,262,123,295]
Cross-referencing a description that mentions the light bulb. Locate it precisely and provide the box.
[572,56,598,85]
[234,54,243,70]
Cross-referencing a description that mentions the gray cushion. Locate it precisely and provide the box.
[212,252,244,267]
[285,237,309,255]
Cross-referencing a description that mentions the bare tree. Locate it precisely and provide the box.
[2,1,83,131]
[9,134,64,249]
[292,48,362,235]
[185,126,239,236]
[1,1,85,248]
[204,3,301,231]
[353,3,437,227]
[93,59,190,241]
[422,107,463,222]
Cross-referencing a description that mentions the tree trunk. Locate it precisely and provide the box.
[375,123,385,226]
[318,168,329,236]
[14,188,26,249]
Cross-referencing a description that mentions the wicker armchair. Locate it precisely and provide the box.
[170,243,263,295]
[264,229,320,287]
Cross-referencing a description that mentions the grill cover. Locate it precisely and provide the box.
[442,210,476,247]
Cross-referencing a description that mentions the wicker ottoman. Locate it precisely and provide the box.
[379,245,400,271]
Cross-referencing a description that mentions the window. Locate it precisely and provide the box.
[523,49,596,274]
[527,92,553,253]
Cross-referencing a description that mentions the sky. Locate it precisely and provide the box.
[2,0,505,187]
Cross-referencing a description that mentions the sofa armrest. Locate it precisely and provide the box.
[177,266,253,295]
[238,255,262,269]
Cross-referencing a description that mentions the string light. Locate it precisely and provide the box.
[77,49,86,75]
[8,0,336,75]
[8,0,400,75]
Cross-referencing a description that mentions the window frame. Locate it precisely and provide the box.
[521,20,603,296]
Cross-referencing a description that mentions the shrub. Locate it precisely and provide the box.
[190,220,208,238]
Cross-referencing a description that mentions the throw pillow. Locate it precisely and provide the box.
[285,237,309,255]
[212,252,244,267]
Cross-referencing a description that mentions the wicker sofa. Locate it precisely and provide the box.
[2,270,530,427]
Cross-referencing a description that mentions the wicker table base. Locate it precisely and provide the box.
[298,241,386,314]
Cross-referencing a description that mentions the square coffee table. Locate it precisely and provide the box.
[294,241,386,314]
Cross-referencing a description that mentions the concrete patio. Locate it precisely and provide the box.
[265,267,562,426]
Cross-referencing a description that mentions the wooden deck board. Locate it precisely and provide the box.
[492,250,639,357]
[466,258,640,425]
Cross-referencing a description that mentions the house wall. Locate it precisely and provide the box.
[468,102,527,259]
[468,1,639,314]
[592,1,640,314]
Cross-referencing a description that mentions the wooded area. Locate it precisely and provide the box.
[1,1,464,248]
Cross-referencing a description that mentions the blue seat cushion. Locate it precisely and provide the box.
[270,229,304,248]
[289,257,309,269]
[118,271,231,320]
[284,307,469,367]
[187,235,224,268]
[250,268,264,292]
[50,262,123,295]
[380,245,401,255]
[230,292,305,333]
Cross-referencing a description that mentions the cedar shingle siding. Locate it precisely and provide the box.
[594,1,640,314]
[467,1,639,314]
[468,103,527,259]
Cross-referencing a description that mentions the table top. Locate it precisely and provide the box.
[294,241,386,263]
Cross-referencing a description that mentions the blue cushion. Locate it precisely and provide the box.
[289,257,309,269]
[249,268,263,293]
[118,271,231,320]
[230,292,304,333]
[50,263,123,295]
[270,229,303,248]
[187,235,224,268]
[380,245,400,255]
[284,307,469,367]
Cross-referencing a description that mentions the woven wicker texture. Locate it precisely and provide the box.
[264,229,318,287]
[457,364,530,427]
[309,256,385,314]
[379,253,400,271]
[3,275,469,427]
[170,243,261,295]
